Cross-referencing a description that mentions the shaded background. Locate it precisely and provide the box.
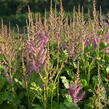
[0,0,109,26]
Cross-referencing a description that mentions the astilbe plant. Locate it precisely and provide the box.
[26,32,48,74]
[69,62,85,105]
[60,42,79,62]
[1,1,109,109]
[0,27,18,81]
[93,65,108,109]
[69,83,85,104]
[94,84,107,109]
[84,30,109,54]
[27,32,69,109]
[85,33,100,49]
[100,20,109,27]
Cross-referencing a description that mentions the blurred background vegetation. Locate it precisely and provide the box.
[0,0,109,27]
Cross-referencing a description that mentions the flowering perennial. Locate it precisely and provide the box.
[69,83,85,104]
[26,32,48,74]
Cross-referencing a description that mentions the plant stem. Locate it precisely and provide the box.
[51,90,53,109]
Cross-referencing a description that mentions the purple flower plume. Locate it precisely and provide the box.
[100,21,109,27]
[26,40,35,53]
[69,83,85,104]
[26,32,48,74]
[36,33,48,47]
[85,34,100,48]
[85,31,109,54]
[104,30,109,53]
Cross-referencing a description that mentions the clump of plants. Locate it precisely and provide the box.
[0,0,109,109]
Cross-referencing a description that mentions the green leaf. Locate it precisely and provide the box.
[106,66,109,74]
[63,50,68,57]
[0,75,6,91]
[64,98,80,109]
[81,79,88,87]
[88,89,94,94]
[59,103,68,109]
[14,78,23,86]
[0,64,4,72]
[32,104,43,109]
[52,102,67,109]
[0,54,4,61]
[99,42,108,50]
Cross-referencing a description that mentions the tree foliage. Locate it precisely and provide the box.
[0,0,109,17]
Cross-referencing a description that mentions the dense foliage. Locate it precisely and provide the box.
[0,0,109,15]
[0,1,109,109]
